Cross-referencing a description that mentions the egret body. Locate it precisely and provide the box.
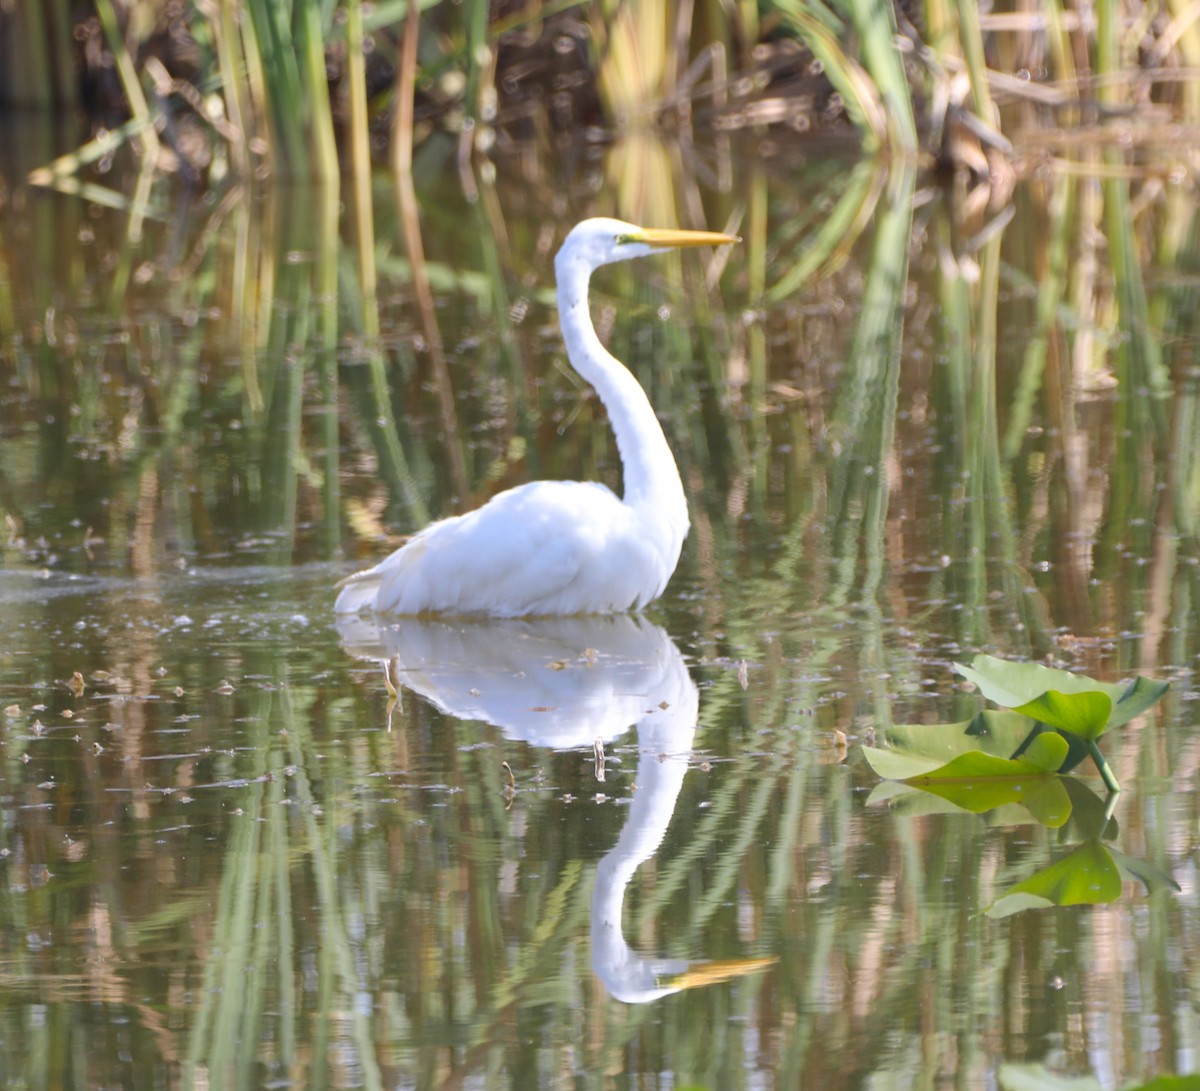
[335,218,737,617]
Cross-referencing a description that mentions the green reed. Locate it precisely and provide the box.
[16,0,1200,186]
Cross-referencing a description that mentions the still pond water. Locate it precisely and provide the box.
[1,128,1199,1089]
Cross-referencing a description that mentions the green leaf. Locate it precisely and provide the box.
[869,777,1074,828]
[1109,848,1181,895]
[954,655,1096,709]
[1020,732,1073,771]
[912,775,1072,827]
[864,780,969,816]
[1108,675,1172,729]
[986,841,1122,918]
[879,711,1040,770]
[906,732,1069,783]
[917,777,1070,825]
[1056,777,1119,844]
[861,744,940,781]
[953,655,1169,737]
[865,724,1073,824]
[1014,690,1113,741]
[987,893,1060,919]
[900,736,1073,826]
[1129,1077,1200,1091]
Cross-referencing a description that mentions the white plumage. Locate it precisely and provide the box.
[335,217,737,618]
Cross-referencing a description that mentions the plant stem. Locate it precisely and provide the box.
[1088,739,1121,794]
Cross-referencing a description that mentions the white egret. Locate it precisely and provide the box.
[334,218,738,617]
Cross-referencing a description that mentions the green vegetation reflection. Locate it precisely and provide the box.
[865,655,1177,916]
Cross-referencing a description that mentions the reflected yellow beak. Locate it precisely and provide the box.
[634,227,740,248]
[663,955,777,991]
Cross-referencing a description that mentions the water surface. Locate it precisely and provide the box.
[0,134,1198,1089]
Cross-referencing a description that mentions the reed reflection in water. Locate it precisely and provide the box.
[3,113,1200,1086]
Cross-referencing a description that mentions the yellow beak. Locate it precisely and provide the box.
[634,227,740,248]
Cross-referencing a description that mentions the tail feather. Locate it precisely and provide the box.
[334,565,382,614]
[335,528,432,615]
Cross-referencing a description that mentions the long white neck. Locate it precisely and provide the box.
[555,254,689,549]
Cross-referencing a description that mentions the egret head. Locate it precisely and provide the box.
[557,217,738,274]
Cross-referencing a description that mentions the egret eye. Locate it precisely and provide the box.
[614,233,638,245]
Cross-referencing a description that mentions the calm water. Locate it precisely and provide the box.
[1,130,1198,1089]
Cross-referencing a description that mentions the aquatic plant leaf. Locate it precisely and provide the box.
[954,656,1169,736]
[1013,690,1113,741]
[865,720,1072,822]
[1106,675,1172,729]
[861,744,938,781]
[1109,849,1181,895]
[986,841,1123,918]
[868,780,1073,828]
[868,711,1040,780]
[1042,729,1092,776]
[955,655,1112,707]
[1128,1077,1200,1091]
[902,730,1068,782]
[864,780,967,815]
[1056,777,1119,844]
[863,721,1054,780]
[898,710,1037,757]
[1010,731,1071,771]
[895,734,1072,825]
[907,773,1072,827]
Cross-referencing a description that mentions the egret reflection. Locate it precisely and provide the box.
[337,614,773,1003]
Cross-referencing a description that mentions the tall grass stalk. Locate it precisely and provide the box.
[5,1,52,106]
[846,0,919,151]
[1163,0,1200,118]
[1095,0,1120,108]
[211,0,253,177]
[463,0,494,128]
[770,1,890,147]
[1041,0,1079,102]
[391,0,421,177]
[346,0,379,335]
[965,231,1024,640]
[237,3,275,174]
[93,0,161,164]
[301,3,340,181]
[953,0,997,125]
[316,183,342,554]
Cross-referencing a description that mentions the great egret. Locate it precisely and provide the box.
[334,218,738,617]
